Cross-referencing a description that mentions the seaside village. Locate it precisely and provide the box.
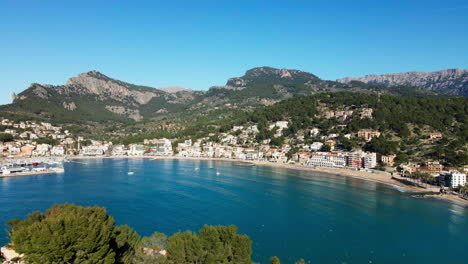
[0,117,466,190]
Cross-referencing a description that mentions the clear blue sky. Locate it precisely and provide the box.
[1,0,467,105]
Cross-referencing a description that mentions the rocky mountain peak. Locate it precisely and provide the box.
[244,67,312,79]
[226,66,319,88]
[62,71,160,105]
[157,86,192,93]
[66,71,110,87]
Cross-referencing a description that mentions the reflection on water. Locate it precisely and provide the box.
[0,159,467,264]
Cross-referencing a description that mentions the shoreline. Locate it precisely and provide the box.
[69,156,410,188]
[150,156,430,191]
[152,157,468,206]
[416,194,468,207]
[72,155,437,192]
[4,155,467,206]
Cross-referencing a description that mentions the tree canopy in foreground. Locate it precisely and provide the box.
[5,203,306,264]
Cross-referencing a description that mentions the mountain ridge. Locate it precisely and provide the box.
[337,68,468,96]
[0,67,442,127]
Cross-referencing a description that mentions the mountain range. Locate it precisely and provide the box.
[1,67,464,126]
[337,68,468,96]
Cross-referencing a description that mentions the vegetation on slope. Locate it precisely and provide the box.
[117,92,467,166]
[0,67,440,134]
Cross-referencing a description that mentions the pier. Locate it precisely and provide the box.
[0,157,65,178]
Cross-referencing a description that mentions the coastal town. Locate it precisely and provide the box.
[1,118,466,200]
[2,2,468,262]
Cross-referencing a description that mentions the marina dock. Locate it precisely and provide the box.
[0,157,65,178]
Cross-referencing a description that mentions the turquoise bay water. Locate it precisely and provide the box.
[1,158,467,263]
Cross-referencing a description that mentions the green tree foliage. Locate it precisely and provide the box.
[7,204,314,264]
[337,135,357,151]
[0,133,14,142]
[167,224,252,264]
[270,136,285,147]
[364,136,398,155]
[425,144,468,167]
[320,144,331,152]
[81,139,92,146]
[395,152,409,165]
[35,137,59,146]
[141,232,168,251]
[6,204,136,264]
[396,123,411,138]
[113,225,142,264]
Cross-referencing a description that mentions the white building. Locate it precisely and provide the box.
[4,129,16,135]
[111,145,127,156]
[63,137,75,145]
[440,171,466,187]
[244,148,261,160]
[1,119,13,126]
[269,121,289,136]
[232,126,244,132]
[308,152,347,168]
[129,144,145,156]
[81,146,105,156]
[19,132,29,139]
[275,121,289,129]
[6,145,21,156]
[41,122,53,130]
[202,145,214,157]
[149,139,173,156]
[33,144,51,156]
[221,134,237,145]
[246,125,259,134]
[310,128,320,137]
[310,142,324,151]
[51,146,65,156]
[362,152,377,169]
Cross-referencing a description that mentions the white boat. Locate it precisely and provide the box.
[216,170,221,175]
[128,172,135,175]
[2,167,29,175]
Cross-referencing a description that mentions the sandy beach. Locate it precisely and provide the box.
[72,155,435,192]
[150,157,468,206]
[146,156,427,190]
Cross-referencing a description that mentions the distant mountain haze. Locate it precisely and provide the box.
[337,69,468,96]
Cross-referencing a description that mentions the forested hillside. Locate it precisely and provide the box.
[125,92,467,166]
[0,67,438,135]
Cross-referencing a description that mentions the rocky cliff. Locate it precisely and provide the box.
[4,71,193,121]
[337,69,468,96]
